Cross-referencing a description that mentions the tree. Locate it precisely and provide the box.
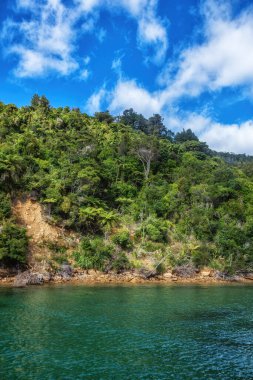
[30,94,50,112]
[0,222,28,264]
[119,108,138,128]
[94,111,114,124]
[174,128,199,143]
[119,109,148,133]
[147,114,174,139]
[134,137,157,180]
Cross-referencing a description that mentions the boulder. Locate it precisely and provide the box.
[58,264,73,280]
[173,264,197,278]
[163,271,173,279]
[213,271,228,280]
[13,270,45,287]
[200,269,212,277]
[244,273,253,280]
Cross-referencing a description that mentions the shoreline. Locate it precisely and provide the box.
[1,270,253,287]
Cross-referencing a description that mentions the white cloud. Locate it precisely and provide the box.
[16,0,35,8]
[113,0,148,16]
[109,79,162,115]
[165,112,253,154]
[3,0,168,78]
[160,0,253,101]
[83,56,90,65]
[88,1,253,115]
[74,0,100,13]
[4,0,253,154]
[201,120,253,154]
[138,16,168,64]
[9,46,77,78]
[79,69,90,81]
[4,0,78,77]
[86,77,253,154]
[86,87,107,114]
[97,28,107,43]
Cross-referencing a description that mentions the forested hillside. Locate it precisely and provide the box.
[0,95,253,275]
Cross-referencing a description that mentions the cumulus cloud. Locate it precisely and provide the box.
[88,1,253,112]
[200,120,253,154]
[166,113,253,154]
[160,0,253,101]
[109,79,162,115]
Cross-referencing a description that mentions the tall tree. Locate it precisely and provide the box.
[174,128,199,143]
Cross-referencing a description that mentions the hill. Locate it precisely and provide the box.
[0,95,253,279]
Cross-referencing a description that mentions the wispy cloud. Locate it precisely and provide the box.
[86,0,253,153]
[2,0,168,78]
[3,0,78,77]
[86,86,107,114]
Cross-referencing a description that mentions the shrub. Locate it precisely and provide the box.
[0,222,28,264]
[136,217,168,242]
[0,192,11,220]
[46,242,68,265]
[111,230,132,249]
[110,252,131,273]
[73,237,113,271]
[141,241,165,253]
[191,244,214,267]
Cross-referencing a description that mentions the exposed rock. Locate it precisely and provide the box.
[244,273,253,280]
[40,271,52,282]
[213,271,228,280]
[0,267,18,279]
[163,271,173,279]
[173,264,197,278]
[200,269,212,277]
[57,264,73,280]
[13,270,45,287]
[229,275,243,282]
[138,268,157,279]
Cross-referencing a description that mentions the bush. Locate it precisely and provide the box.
[0,222,28,264]
[111,230,132,249]
[191,244,214,267]
[46,242,68,265]
[136,217,168,242]
[141,241,165,253]
[0,192,11,220]
[73,237,113,271]
[110,252,131,273]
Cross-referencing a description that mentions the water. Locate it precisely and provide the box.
[0,284,253,380]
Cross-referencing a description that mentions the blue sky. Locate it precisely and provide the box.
[1,0,253,153]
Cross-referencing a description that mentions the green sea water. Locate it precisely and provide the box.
[0,284,253,380]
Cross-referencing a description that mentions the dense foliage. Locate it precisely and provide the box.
[0,95,253,272]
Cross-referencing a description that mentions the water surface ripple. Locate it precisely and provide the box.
[0,284,253,379]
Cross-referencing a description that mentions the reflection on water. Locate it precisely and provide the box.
[0,284,253,380]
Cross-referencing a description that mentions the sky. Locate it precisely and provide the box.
[0,0,253,154]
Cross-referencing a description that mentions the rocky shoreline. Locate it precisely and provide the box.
[1,265,253,287]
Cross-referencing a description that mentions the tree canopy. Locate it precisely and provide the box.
[0,96,253,273]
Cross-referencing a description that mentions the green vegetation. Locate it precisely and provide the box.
[0,222,28,264]
[0,95,253,273]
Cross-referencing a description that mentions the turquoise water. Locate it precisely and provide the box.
[0,285,253,380]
